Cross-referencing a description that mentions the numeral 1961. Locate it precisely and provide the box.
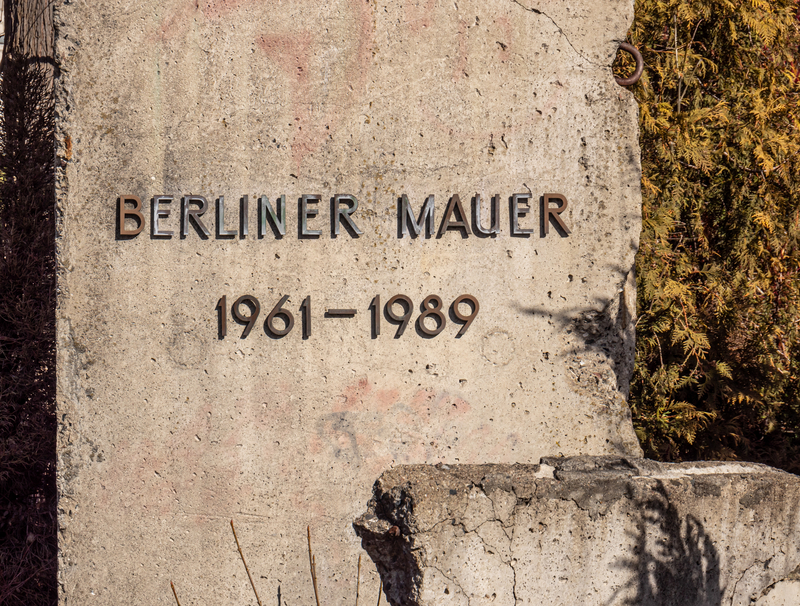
[216,294,479,339]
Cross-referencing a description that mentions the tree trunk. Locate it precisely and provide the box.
[3,0,54,62]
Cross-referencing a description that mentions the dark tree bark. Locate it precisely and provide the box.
[3,0,54,63]
[0,1,57,605]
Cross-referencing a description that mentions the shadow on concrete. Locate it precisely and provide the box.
[354,484,422,606]
[610,481,722,606]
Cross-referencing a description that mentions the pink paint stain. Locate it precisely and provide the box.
[404,0,437,33]
[156,0,374,171]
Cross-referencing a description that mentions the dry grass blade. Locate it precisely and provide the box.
[230,519,264,606]
[307,526,321,606]
[376,578,383,606]
[355,554,361,606]
[170,581,182,606]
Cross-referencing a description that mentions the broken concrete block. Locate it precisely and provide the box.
[355,458,800,606]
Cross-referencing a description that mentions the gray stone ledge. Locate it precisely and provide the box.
[354,457,800,606]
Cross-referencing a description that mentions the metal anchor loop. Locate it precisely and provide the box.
[615,42,644,86]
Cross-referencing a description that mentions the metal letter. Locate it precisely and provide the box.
[241,195,249,237]
[181,195,211,238]
[216,196,237,237]
[333,194,363,237]
[300,296,311,339]
[369,295,380,338]
[436,194,472,238]
[151,195,173,237]
[300,195,322,237]
[511,193,533,236]
[259,195,286,237]
[473,194,500,236]
[400,194,435,238]
[543,193,572,236]
[118,195,144,236]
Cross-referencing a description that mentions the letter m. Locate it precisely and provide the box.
[400,194,435,238]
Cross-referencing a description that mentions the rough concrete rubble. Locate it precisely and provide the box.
[355,457,800,606]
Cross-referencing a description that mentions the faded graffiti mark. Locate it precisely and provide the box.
[156,0,374,170]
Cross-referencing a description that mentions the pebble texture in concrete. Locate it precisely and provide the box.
[355,458,800,606]
[54,0,641,603]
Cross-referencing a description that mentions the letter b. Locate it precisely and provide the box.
[118,195,144,236]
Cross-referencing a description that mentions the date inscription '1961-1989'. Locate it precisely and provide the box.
[217,293,479,340]
[116,192,571,239]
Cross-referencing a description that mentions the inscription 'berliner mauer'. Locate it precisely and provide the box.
[116,192,572,238]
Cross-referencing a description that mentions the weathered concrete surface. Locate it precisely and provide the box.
[756,571,800,606]
[355,458,800,606]
[54,0,641,603]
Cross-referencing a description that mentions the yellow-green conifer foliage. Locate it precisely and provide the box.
[625,0,800,471]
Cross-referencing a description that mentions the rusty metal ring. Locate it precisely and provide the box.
[615,42,643,87]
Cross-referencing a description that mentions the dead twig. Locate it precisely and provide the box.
[170,581,182,606]
[376,579,383,606]
[307,526,322,606]
[231,519,264,606]
[355,555,361,606]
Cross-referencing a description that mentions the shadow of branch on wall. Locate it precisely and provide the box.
[609,481,722,606]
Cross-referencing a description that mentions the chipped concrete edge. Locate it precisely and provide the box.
[354,457,800,606]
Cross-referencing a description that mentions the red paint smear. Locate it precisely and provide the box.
[199,0,248,19]
[330,376,372,412]
[404,0,437,33]
[374,388,401,412]
[155,0,374,170]
[452,17,468,83]
[256,0,373,169]
[409,388,437,418]
[98,374,487,526]
[257,31,316,168]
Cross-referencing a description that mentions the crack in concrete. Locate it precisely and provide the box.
[430,564,469,603]
[509,0,602,67]
[474,521,511,564]
[426,516,460,535]
[729,559,768,606]
[433,516,517,604]
[756,562,800,600]
[485,487,519,531]
[511,557,520,606]
[362,464,800,606]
